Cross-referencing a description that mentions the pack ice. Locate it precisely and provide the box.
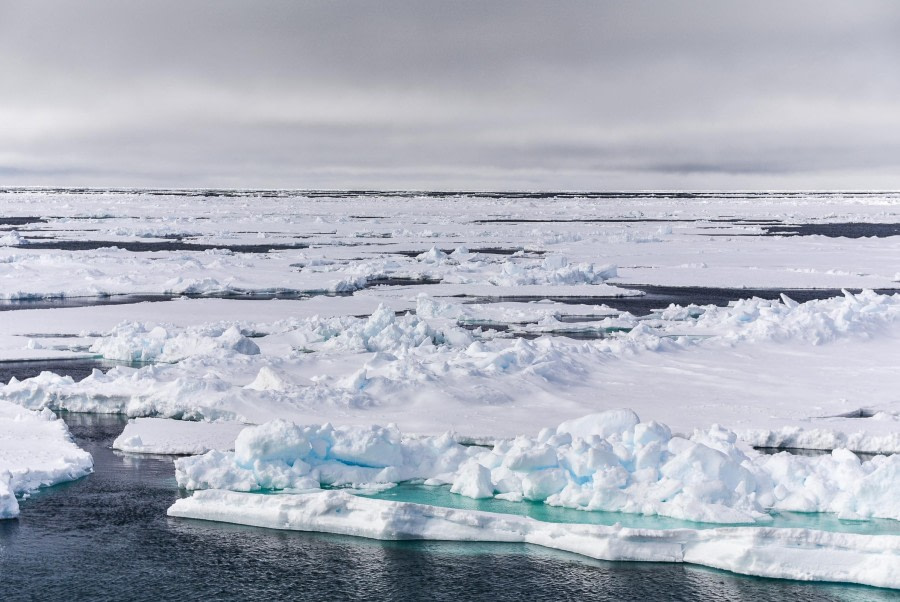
[3,190,900,586]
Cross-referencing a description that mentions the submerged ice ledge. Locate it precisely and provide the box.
[167,489,900,590]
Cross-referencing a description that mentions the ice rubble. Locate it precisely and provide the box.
[658,288,900,344]
[0,240,627,301]
[0,305,475,419]
[0,400,93,519]
[173,410,900,525]
[2,190,900,302]
[437,254,618,287]
[168,489,900,589]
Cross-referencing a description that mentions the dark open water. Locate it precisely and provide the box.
[0,413,896,601]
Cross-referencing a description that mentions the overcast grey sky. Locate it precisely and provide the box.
[2,1,899,190]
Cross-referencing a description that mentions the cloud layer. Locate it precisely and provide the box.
[2,1,899,189]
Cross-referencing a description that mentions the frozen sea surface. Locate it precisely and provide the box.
[1,413,894,602]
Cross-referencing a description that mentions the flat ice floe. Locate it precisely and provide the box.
[0,400,92,518]
[167,489,900,589]
[113,417,247,455]
[2,190,900,302]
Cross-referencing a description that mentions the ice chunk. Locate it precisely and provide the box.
[556,409,641,440]
[175,413,900,525]
[244,367,288,392]
[416,246,449,264]
[218,326,260,355]
[0,230,28,246]
[450,462,494,498]
[176,420,475,492]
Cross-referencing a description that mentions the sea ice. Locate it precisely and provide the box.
[3,189,899,588]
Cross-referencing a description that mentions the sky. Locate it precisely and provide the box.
[1,1,899,191]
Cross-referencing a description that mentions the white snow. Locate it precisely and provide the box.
[0,230,28,247]
[2,191,899,302]
[167,489,900,589]
[90,322,260,363]
[0,400,93,518]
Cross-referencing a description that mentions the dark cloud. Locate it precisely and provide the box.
[1,1,899,189]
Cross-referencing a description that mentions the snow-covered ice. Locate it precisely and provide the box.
[3,291,898,452]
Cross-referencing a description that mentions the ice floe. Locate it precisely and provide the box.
[113,417,248,455]
[173,411,900,525]
[2,190,900,588]
[0,400,92,519]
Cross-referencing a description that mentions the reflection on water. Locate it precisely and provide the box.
[0,413,895,601]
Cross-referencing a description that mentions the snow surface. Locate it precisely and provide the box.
[0,400,93,518]
[167,489,900,589]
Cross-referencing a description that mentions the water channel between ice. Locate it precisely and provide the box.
[0,412,895,601]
